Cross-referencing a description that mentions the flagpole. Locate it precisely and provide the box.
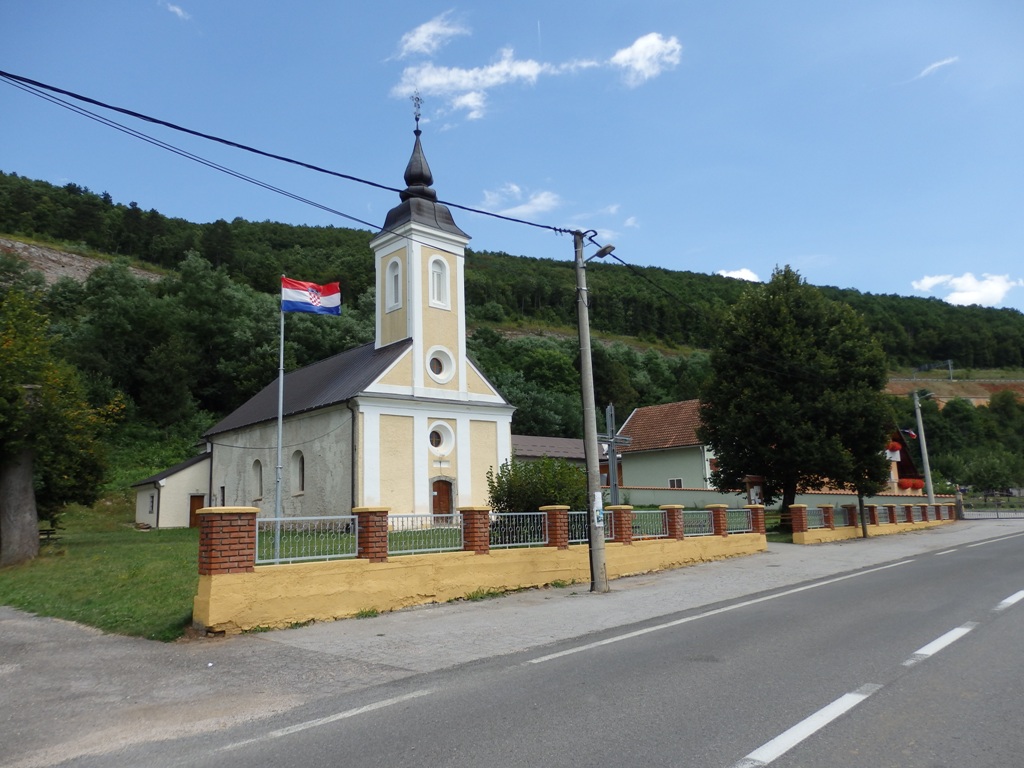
[274,280,286,560]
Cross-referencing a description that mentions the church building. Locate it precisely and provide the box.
[203,124,515,517]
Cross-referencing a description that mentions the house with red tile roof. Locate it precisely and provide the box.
[616,400,715,490]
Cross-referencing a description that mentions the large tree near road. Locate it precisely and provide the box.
[698,266,892,522]
[0,288,107,566]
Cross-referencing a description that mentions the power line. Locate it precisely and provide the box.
[0,69,572,236]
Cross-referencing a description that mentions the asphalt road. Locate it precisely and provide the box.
[4,521,1023,767]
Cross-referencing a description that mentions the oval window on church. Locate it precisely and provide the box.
[428,421,454,456]
[426,346,455,384]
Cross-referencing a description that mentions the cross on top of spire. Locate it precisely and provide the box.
[411,91,423,135]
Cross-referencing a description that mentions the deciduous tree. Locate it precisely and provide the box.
[698,267,892,521]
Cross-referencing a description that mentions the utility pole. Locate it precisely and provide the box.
[913,391,935,504]
[574,230,612,593]
[599,403,632,506]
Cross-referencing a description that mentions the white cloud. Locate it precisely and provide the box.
[911,274,953,292]
[163,3,190,21]
[609,33,682,87]
[451,91,487,120]
[392,26,671,118]
[481,183,561,218]
[717,268,761,282]
[912,272,1024,306]
[500,190,561,218]
[624,216,639,228]
[393,48,554,104]
[398,11,469,58]
[913,56,959,81]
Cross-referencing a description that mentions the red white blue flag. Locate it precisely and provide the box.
[281,277,341,315]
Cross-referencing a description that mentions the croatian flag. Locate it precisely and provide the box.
[281,277,341,315]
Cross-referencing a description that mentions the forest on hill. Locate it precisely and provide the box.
[2,169,1024,496]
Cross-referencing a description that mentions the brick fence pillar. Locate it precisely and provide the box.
[867,504,879,526]
[821,504,835,529]
[789,504,808,534]
[903,504,915,523]
[920,503,930,522]
[745,505,766,535]
[885,504,896,524]
[354,507,389,562]
[197,507,257,575]
[661,505,685,539]
[708,504,729,537]
[842,504,857,527]
[460,507,491,554]
[541,505,570,549]
[608,505,633,545]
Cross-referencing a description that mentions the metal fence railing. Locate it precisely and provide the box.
[632,509,669,539]
[683,509,715,537]
[806,507,826,529]
[726,508,754,533]
[833,507,851,527]
[568,511,614,543]
[387,514,464,555]
[911,505,924,522]
[490,512,547,549]
[256,515,358,564]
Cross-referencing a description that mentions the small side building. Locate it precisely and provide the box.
[616,400,714,490]
[131,453,210,528]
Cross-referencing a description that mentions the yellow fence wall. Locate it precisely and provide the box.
[194,534,766,633]
[793,517,954,544]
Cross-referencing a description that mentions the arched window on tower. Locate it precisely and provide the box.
[386,258,402,312]
[429,257,449,309]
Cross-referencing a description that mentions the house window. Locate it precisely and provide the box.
[429,257,449,309]
[669,478,683,489]
[252,459,263,500]
[386,258,402,311]
[291,451,305,494]
[148,493,155,515]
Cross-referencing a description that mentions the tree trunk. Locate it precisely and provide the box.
[0,449,39,567]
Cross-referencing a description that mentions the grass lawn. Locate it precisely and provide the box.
[0,495,199,641]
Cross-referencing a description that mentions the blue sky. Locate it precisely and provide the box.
[3,2,1023,310]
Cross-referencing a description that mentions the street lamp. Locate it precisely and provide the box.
[913,391,935,504]
[574,230,612,593]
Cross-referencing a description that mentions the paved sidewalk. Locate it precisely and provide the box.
[3,519,1022,767]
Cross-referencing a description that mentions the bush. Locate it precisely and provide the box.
[486,457,588,513]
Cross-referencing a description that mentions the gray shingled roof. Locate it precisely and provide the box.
[131,452,209,487]
[205,339,412,437]
[512,434,586,461]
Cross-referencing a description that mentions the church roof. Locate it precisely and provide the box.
[618,399,704,453]
[512,434,586,462]
[131,452,209,487]
[205,339,412,437]
[379,126,468,239]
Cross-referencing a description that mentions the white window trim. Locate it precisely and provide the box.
[428,421,455,457]
[428,256,450,310]
[426,345,456,385]
[386,257,403,312]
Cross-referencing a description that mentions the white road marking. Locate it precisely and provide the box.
[731,684,882,767]
[994,590,1024,612]
[966,532,1024,548]
[935,549,958,556]
[529,560,915,664]
[902,623,978,666]
[220,689,432,750]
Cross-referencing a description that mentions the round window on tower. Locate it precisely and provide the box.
[426,346,455,384]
